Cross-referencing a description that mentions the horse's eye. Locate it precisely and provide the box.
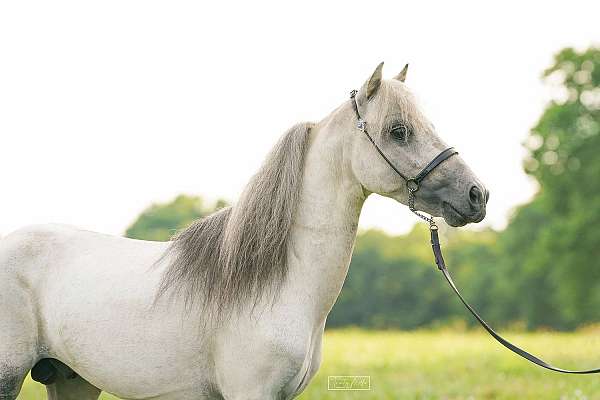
[390,124,409,141]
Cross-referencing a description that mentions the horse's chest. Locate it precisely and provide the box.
[213,318,323,399]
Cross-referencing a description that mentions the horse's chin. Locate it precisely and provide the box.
[441,201,469,227]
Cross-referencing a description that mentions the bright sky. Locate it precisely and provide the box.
[1,1,598,237]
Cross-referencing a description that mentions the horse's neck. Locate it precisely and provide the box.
[284,110,366,325]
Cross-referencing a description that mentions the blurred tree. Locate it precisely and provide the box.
[501,47,600,329]
[125,195,228,241]
[328,226,499,329]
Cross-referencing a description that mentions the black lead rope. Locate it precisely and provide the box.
[431,228,600,374]
[350,90,600,374]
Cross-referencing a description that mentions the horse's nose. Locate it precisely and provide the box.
[468,184,487,212]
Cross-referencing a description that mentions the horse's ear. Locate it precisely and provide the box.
[360,62,384,101]
[394,64,409,82]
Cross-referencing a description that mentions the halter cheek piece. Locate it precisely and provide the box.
[349,89,600,374]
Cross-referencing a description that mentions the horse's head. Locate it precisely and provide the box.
[349,62,488,227]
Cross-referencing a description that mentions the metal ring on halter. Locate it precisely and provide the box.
[406,179,419,193]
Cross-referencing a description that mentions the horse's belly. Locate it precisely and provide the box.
[50,301,213,398]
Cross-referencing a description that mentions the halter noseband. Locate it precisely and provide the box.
[349,89,458,226]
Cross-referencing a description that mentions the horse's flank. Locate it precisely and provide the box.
[157,122,314,321]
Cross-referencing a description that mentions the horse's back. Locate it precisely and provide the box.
[0,223,167,291]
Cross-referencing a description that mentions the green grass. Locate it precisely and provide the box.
[17,328,600,399]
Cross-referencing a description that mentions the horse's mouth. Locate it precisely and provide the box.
[441,202,468,227]
[442,201,485,227]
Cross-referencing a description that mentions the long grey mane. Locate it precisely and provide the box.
[157,122,313,321]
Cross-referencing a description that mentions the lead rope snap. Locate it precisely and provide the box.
[408,185,442,268]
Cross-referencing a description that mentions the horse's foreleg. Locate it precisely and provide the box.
[45,373,101,400]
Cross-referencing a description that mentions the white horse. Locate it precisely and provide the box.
[0,63,487,400]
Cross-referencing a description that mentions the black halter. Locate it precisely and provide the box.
[349,89,600,374]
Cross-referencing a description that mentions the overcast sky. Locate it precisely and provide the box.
[1,1,598,237]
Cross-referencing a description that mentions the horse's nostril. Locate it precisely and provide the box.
[468,185,489,214]
[469,185,483,205]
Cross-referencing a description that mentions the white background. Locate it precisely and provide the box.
[1,1,598,236]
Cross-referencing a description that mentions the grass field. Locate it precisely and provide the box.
[16,328,600,399]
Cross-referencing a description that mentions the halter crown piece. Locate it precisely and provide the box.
[349,89,600,374]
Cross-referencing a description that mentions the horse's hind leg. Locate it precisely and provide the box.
[0,330,36,400]
[0,365,29,400]
[0,342,34,400]
[0,285,38,399]
[0,323,36,400]
[46,373,101,400]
